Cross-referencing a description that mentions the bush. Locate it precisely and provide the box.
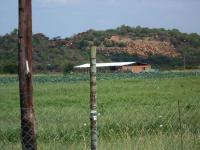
[3,63,18,74]
[74,40,89,49]
[63,63,74,75]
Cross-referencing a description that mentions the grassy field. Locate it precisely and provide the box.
[0,73,200,149]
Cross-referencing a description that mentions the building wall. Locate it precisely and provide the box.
[122,65,151,73]
[132,65,151,73]
[121,66,132,72]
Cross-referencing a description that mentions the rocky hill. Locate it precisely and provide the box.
[97,36,179,58]
[0,26,200,73]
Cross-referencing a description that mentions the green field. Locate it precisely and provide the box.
[0,73,200,149]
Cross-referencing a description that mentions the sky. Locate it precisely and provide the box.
[0,0,200,38]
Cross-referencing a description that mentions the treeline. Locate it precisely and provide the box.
[0,26,200,73]
[0,29,89,73]
[0,29,106,73]
[73,25,200,49]
[72,25,200,69]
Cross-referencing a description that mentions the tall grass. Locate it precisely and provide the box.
[0,74,199,149]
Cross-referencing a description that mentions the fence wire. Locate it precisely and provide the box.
[0,72,199,150]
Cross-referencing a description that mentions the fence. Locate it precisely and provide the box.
[0,72,199,149]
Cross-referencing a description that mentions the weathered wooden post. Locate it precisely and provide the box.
[18,0,37,149]
[90,46,97,150]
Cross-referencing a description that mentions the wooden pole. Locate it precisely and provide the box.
[18,0,37,149]
[90,46,97,150]
[183,54,186,70]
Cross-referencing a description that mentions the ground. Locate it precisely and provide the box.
[0,72,200,149]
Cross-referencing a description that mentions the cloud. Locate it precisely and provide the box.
[37,0,124,5]
[37,0,81,4]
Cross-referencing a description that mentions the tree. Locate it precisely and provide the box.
[10,28,18,35]
[3,63,18,74]
[75,40,89,49]
[63,63,74,75]
[182,47,195,69]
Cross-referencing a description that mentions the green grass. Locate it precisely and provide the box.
[0,74,200,149]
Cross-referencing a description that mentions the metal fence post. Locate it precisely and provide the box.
[18,0,37,149]
[90,46,97,150]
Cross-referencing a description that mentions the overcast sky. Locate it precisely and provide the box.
[0,0,200,38]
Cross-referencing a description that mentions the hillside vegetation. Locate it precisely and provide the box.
[0,26,200,73]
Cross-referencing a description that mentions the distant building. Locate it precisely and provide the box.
[74,62,151,73]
